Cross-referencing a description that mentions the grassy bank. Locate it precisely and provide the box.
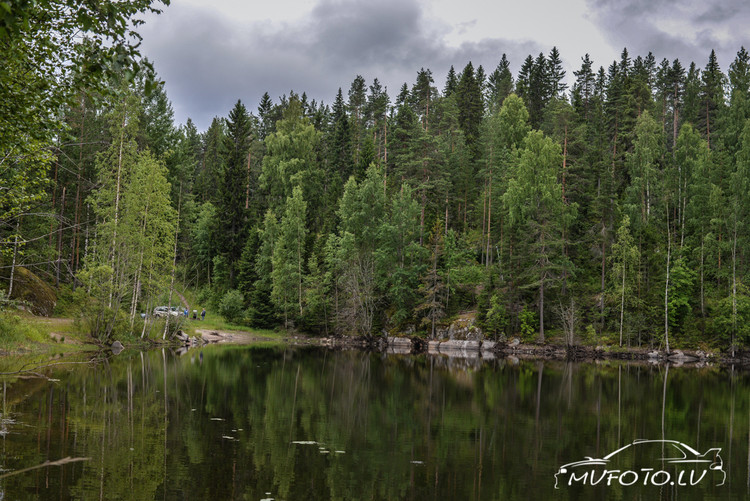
[0,311,93,355]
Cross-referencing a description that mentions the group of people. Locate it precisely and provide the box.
[183,308,206,321]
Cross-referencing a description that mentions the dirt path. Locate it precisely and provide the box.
[36,317,83,345]
[172,289,190,309]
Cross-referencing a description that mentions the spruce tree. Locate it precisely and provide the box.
[487,54,514,113]
[503,130,575,342]
[456,61,484,162]
[218,99,252,287]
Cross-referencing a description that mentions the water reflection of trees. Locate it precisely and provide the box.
[0,349,747,500]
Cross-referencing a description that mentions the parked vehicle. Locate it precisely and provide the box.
[153,306,180,317]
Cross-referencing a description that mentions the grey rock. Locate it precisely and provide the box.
[482,341,496,352]
[111,340,124,355]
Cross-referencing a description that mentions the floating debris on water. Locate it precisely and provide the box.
[335,451,345,454]
[410,460,424,465]
[222,435,235,440]
[210,417,224,421]
[291,441,317,445]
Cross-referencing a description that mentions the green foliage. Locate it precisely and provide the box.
[484,293,509,340]
[0,312,47,348]
[10,34,750,352]
[668,255,696,330]
[272,186,307,328]
[219,289,245,324]
[519,306,537,341]
[0,0,168,245]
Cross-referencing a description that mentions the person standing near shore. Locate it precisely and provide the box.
[201,308,206,321]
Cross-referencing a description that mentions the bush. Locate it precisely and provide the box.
[196,286,214,308]
[519,306,537,341]
[219,289,245,324]
[484,294,509,340]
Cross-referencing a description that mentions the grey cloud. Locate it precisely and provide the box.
[693,0,750,24]
[140,0,544,130]
[585,0,748,71]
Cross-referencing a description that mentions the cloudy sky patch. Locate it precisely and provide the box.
[139,0,749,130]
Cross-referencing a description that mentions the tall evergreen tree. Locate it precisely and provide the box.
[456,61,484,162]
[444,65,458,97]
[700,49,726,148]
[504,130,575,342]
[487,53,514,113]
[218,99,252,288]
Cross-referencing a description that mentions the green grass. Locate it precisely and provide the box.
[179,314,286,339]
[0,311,92,354]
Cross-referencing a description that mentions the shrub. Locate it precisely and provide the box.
[484,294,509,340]
[219,289,245,324]
[519,306,537,341]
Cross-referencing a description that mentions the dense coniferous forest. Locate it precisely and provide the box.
[4,3,750,350]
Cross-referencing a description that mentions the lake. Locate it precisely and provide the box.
[0,345,745,500]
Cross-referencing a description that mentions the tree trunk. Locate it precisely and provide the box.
[109,119,126,308]
[163,185,181,340]
[56,187,66,287]
[732,219,737,358]
[664,217,671,354]
[130,201,150,328]
[8,218,20,298]
[486,171,492,267]
[562,124,567,202]
[245,150,251,210]
[619,261,626,347]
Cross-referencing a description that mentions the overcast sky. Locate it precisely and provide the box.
[138,0,750,131]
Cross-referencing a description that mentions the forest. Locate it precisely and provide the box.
[3,1,750,352]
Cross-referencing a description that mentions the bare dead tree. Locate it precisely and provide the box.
[555,298,578,347]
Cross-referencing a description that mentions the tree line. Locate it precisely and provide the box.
[5,29,750,349]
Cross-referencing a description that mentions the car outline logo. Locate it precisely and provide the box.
[554,439,725,489]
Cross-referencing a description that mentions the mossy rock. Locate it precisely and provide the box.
[8,267,57,316]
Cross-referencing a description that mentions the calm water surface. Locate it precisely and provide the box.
[0,345,746,500]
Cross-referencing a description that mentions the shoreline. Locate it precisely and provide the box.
[179,329,745,367]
